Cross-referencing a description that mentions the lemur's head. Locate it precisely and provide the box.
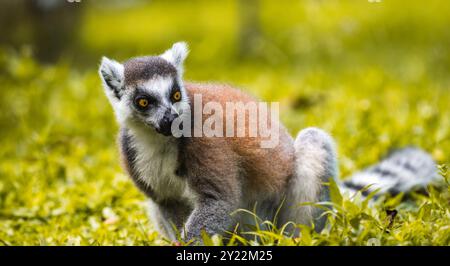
[99,42,189,136]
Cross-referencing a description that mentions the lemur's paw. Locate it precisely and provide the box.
[172,240,182,246]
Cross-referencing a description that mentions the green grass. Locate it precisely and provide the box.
[0,0,449,245]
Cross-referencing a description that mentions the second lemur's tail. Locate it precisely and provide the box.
[338,147,438,197]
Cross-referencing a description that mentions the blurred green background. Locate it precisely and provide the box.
[0,0,448,245]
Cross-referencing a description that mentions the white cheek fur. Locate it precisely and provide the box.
[109,95,131,125]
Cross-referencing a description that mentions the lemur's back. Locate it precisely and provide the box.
[181,82,296,198]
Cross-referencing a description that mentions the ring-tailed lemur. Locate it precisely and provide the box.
[99,42,438,243]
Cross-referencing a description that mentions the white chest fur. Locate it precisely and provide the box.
[128,127,196,203]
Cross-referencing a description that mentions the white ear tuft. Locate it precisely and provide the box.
[99,56,125,100]
[161,42,189,72]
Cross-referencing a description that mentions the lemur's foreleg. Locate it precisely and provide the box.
[147,199,192,241]
[183,198,237,242]
[180,144,241,243]
[279,127,338,232]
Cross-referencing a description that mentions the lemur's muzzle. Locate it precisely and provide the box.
[157,110,178,136]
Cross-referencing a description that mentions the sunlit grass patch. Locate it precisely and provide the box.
[0,0,449,245]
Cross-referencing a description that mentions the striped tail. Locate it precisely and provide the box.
[338,147,438,197]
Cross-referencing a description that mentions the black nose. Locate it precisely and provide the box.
[157,110,178,136]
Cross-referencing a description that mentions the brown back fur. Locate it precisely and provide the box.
[181,82,295,201]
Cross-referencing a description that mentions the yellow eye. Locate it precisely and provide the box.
[138,98,149,107]
[172,91,181,102]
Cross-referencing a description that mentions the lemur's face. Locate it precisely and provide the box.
[99,42,189,136]
[124,74,187,136]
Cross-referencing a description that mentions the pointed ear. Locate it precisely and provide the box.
[99,56,125,100]
[161,42,189,74]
